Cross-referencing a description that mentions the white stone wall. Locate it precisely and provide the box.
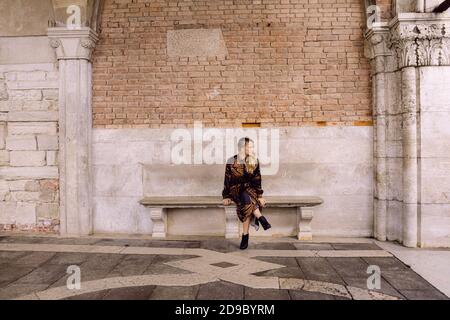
[0,63,59,232]
[383,67,450,248]
[418,67,450,247]
[92,126,373,237]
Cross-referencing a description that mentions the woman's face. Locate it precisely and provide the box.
[244,141,254,156]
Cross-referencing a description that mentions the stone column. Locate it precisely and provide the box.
[387,13,450,247]
[401,67,419,247]
[48,27,98,236]
[365,25,390,241]
[416,0,425,12]
[363,4,450,248]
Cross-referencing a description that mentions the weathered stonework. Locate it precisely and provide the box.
[48,27,98,236]
[0,0,103,237]
[388,18,450,68]
[365,11,450,248]
[0,0,449,249]
[0,64,60,233]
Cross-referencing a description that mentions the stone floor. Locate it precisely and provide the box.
[0,235,448,300]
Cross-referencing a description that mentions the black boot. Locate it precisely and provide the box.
[258,216,272,230]
[240,233,249,250]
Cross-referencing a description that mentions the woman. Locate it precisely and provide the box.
[222,137,272,250]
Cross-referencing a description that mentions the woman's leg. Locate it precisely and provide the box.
[239,191,255,235]
[240,217,251,250]
[253,207,262,218]
[242,216,251,235]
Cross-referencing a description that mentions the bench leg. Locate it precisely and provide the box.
[297,207,313,241]
[150,207,167,238]
[224,206,239,239]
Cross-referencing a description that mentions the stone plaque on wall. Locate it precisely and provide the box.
[167,28,228,58]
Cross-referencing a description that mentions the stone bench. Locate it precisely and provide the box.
[139,196,323,240]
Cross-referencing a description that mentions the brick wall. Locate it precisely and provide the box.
[0,64,60,233]
[93,0,372,128]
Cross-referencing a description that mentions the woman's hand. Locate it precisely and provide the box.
[223,198,233,206]
[258,197,266,207]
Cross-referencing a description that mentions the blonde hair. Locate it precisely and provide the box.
[238,137,257,174]
[245,154,257,174]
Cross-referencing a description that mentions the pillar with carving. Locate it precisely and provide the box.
[367,9,450,247]
[365,25,391,241]
[48,27,98,236]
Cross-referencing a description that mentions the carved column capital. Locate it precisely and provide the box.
[47,27,99,61]
[47,27,98,235]
[388,14,450,69]
[364,24,391,74]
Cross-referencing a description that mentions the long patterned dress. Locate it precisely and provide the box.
[222,154,264,223]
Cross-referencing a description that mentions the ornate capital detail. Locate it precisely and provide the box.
[47,27,99,61]
[364,25,391,73]
[81,39,96,50]
[49,39,61,49]
[388,19,450,68]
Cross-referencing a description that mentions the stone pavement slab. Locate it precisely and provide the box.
[255,256,300,268]
[0,251,27,261]
[64,290,109,300]
[381,270,437,291]
[0,236,97,245]
[46,252,92,265]
[293,243,333,250]
[143,255,198,275]
[252,242,297,250]
[331,243,382,250]
[326,257,370,279]
[101,285,156,300]
[288,289,343,300]
[376,240,450,298]
[244,287,290,300]
[398,289,448,300]
[0,263,35,286]
[196,281,244,300]
[0,235,447,300]
[80,253,125,271]
[149,285,200,300]
[254,266,305,279]
[199,239,239,253]
[253,256,305,278]
[341,276,403,299]
[362,257,410,272]
[13,251,56,267]
[295,257,346,286]
[147,240,201,249]
[0,284,49,300]
[13,264,68,285]
[108,254,156,277]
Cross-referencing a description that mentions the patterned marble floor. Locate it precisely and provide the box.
[0,235,447,300]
